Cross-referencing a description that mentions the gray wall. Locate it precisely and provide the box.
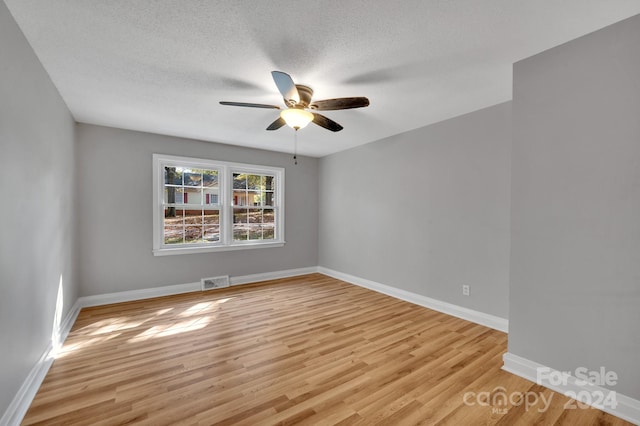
[76,124,318,296]
[509,15,640,399]
[319,102,512,319]
[0,1,78,416]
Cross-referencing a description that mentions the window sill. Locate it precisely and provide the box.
[153,241,285,256]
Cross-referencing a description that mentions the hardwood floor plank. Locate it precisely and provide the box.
[21,273,631,425]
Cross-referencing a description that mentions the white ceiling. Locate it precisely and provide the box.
[5,1,640,157]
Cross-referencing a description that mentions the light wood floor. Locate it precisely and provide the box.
[23,274,630,425]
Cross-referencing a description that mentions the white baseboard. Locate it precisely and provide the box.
[0,345,55,426]
[230,266,319,286]
[317,267,509,333]
[77,281,201,308]
[58,299,82,345]
[0,300,81,426]
[77,266,320,308]
[503,352,640,424]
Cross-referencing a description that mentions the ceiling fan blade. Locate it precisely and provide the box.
[220,101,280,109]
[271,71,300,106]
[312,113,343,132]
[310,97,370,111]
[266,117,286,131]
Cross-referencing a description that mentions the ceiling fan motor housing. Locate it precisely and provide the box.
[293,85,313,108]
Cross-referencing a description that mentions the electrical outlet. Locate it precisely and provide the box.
[462,285,470,296]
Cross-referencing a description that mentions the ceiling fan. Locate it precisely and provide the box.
[220,71,369,132]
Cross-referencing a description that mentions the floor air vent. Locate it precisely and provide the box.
[201,275,230,291]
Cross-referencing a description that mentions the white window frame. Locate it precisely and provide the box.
[153,154,285,256]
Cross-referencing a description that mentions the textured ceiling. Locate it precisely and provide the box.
[5,1,640,157]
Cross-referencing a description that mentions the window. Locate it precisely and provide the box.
[232,172,277,241]
[153,154,284,255]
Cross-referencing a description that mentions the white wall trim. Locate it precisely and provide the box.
[318,267,509,333]
[0,345,54,426]
[503,352,640,425]
[77,281,201,308]
[77,266,319,308]
[230,266,319,286]
[59,299,82,344]
[0,299,81,426]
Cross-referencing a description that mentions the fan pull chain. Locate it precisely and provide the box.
[293,130,298,165]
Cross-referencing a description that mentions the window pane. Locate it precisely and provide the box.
[204,226,220,242]
[164,226,183,244]
[248,208,262,223]
[265,175,274,190]
[233,173,247,189]
[233,190,247,206]
[185,225,203,243]
[184,170,202,187]
[164,208,184,225]
[249,208,262,239]
[164,208,184,245]
[247,191,260,206]
[233,207,249,241]
[233,208,248,223]
[233,229,248,241]
[204,191,219,205]
[184,188,202,205]
[164,187,185,204]
[164,166,183,185]
[184,209,202,225]
[264,191,274,206]
[263,208,275,224]
[172,187,185,204]
[233,223,249,241]
[263,224,275,240]
[248,223,262,240]
[247,174,261,190]
[203,210,219,225]
[203,170,218,188]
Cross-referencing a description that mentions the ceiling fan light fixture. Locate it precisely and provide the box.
[280,108,313,130]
